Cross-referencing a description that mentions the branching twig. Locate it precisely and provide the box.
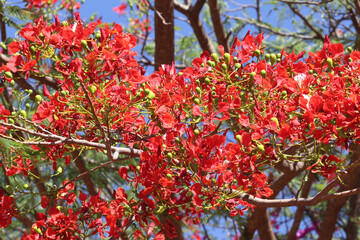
[286,3,325,41]
[278,0,333,5]
[78,81,114,162]
[0,53,58,90]
[226,16,315,40]
[0,121,142,157]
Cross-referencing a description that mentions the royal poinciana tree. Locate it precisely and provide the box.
[1,1,360,240]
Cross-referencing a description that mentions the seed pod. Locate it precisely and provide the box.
[260,69,267,78]
[224,53,230,64]
[30,45,36,53]
[39,33,45,41]
[96,31,101,40]
[211,53,219,63]
[35,95,42,102]
[89,85,97,94]
[270,54,277,65]
[265,53,270,61]
[326,58,333,68]
[4,71,13,79]
[147,90,155,100]
[255,49,262,57]
[81,40,89,50]
[20,110,27,119]
[195,87,201,94]
[249,72,256,80]
[207,60,215,68]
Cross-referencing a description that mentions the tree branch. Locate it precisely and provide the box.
[286,3,325,41]
[208,0,229,52]
[174,0,216,53]
[318,145,360,239]
[238,186,360,207]
[154,0,174,70]
[0,121,142,157]
[227,16,316,40]
[0,53,59,90]
[73,151,98,196]
[286,173,315,240]
[192,0,206,16]
[278,0,333,5]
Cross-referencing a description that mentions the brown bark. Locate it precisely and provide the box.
[344,177,360,240]
[241,208,276,240]
[30,166,47,194]
[174,0,216,54]
[154,2,183,239]
[73,151,97,196]
[350,1,360,50]
[241,143,309,239]
[208,0,229,52]
[160,212,184,240]
[154,0,174,70]
[318,146,360,240]
[286,173,315,240]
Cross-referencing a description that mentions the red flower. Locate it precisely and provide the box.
[0,190,15,228]
[113,3,127,16]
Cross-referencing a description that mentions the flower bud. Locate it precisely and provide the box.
[224,53,230,64]
[211,53,219,63]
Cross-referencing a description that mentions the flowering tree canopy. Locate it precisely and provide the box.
[1,1,360,239]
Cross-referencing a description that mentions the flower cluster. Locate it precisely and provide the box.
[1,13,360,238]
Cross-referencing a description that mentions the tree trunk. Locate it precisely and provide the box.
[154,0,174,70]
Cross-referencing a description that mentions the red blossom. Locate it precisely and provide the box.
[0,191,15,228]
[113,3,127,16]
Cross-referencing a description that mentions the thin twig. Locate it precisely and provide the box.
[278,0,333,5]
[226,16,315,40]
[0,121,142,157]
